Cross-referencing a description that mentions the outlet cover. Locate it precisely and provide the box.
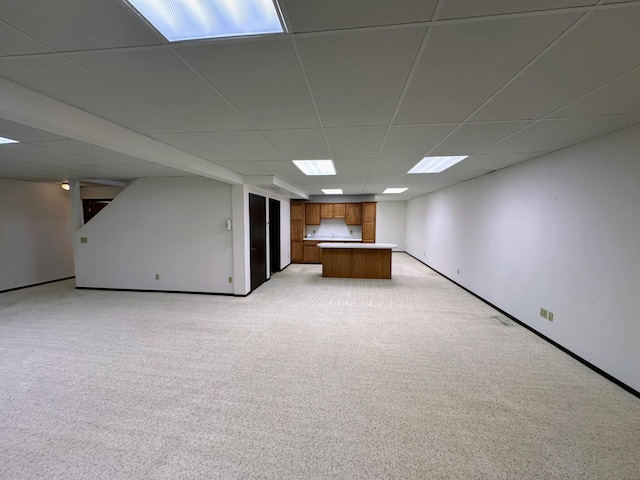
[80,237,88,243]
[540,308,548,319]
[228,277,233,283]
[548,311,554,322]
[155,274,160,280]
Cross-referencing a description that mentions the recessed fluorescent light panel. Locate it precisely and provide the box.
[124,0,285,42]
[0,136,19,144]
[292,160,336,176]
[383,188,408,194]
[408,156,468,174]
[322,189,343,195]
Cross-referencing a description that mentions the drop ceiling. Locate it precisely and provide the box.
[0,0,639,200]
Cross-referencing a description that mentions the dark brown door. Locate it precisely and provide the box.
[249,194,267,291]
[269,198,281,274]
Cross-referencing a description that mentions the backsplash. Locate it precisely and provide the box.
[305,219,362,239]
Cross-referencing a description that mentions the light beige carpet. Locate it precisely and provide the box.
[1,253,639,479]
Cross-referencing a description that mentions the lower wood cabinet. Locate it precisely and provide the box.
[304,241,320,263]
[292,241,304,263]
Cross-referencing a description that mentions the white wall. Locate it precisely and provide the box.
[0,178,74,291]
[406,125,640,391]
[80,185,124,200]
[376,201,407,251]
[74,177,234,294]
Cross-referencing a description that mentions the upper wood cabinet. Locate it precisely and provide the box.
[291,202,305,222]
[362,202,376,221]
[362,202,376,243]
[320,203,333,219]
[345,203,361,225]
[305,203,320,225]
[333,204,346,218]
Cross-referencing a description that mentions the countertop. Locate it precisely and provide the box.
[317,243,397,249]
[304,237,362,242]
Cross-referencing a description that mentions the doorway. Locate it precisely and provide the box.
[269,199,281,275]
[249,193,267,291]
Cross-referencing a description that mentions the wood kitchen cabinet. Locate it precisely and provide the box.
[290,203,305,263]
[333,203,346,218]
[362,202,376,243]
[320,203,333,219]
[305,203,320,225]
[304,241,320,263]
[345,203,361,225]
[291,241,304,263]
[291,202,304,222]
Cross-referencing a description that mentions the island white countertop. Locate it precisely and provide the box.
[317,242,397,249]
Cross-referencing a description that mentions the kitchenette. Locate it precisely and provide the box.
[291,201,396,279]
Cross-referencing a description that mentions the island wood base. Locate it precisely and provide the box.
[320,248,392,279]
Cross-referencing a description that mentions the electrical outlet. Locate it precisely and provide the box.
[457,269,460,274]
[228,277,233,283]
[155,274,160,280]
[540,308,548,319]
[80,237,88,243]
[548,311,554,322]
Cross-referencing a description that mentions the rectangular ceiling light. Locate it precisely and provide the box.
[292,160,336,176]
[0,136,19,144]
[408,155,468,174]
[125,0,285,42]
[322,189,343,195]
[383,187,408,194]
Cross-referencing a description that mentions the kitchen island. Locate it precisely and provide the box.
[317,243,397,279]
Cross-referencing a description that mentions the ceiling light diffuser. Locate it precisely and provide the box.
[292,160,336,176]
[0,136,19,144]
[383,187,408,194]
[322,189,343,195]
[408,156,468,174]
[124,0,285,42]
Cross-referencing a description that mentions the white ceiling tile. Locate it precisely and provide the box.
[33,139,150,164]
[0,22,52,56]
[431,121,533,155]
[204,132,283,160]
[0,0,163,51]
[177,39,319,130]
[0,56,191,134]
[370,158,425,174]
[325,127,387,159]
[215,161,270,176]
[480,115,640,154]
[150,133,239,163]
[262,129,330,159]
[551,66,640,118]
[333,159,377,174]
[471,7,640,121]
[379,124,456,158]
[297,28,426,127]
[444,154,526,172]
[70,49,255,132]
[0,118,65,142]
[395,14,581,124]
[282,0,438,32]
[439,0,596,19]
[247,161,301,176]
